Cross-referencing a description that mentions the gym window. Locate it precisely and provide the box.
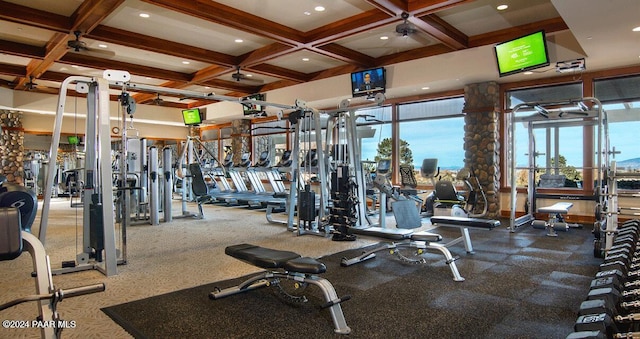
[356,105,392,174]
[594,75,640,177]
[397,97,465,186]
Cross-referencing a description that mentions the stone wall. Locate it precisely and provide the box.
[231,119,251,165]
[463,82,500,218]
[0,110,24,184]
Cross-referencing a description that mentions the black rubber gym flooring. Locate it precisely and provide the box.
[102,223,601,338]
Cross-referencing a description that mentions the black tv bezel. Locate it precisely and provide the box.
[351,67,386,98]
[242,93,266,115]
[494,30,550,77]
[181,108,203,126]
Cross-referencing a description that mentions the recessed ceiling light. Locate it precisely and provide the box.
[234,39,243,43]
[182,61,190,65]
[524,71,533,75]
[314,6,325,12]
[245,74,253,77]
[71,65,79,68]
[303,11,311,16]
[496,4,508,10]
[633,26,640,32]
[98,44,108,48]
[204,86,210,89]
[139,13,150,18]
[421,87,430,90]
[302,58,310,61]
[380,36,389,40]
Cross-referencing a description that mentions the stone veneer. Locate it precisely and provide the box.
[0,110,24,184]
[230,119,251,165]
[463,82,500,218]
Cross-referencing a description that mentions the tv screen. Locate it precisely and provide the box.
[242,93,266,116]
[494,30,550,77]
[351,67,386,98]
[67,135,79,145]
[182,108,202,125]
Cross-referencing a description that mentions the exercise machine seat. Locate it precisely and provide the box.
[0,207,22,261]
[538,202,573,214]
[430,216,500,229]
[225,243,301,269]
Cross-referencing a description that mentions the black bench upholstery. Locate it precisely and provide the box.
[430,216,500,229]
[225,243,326,274]
[212,243,350,335]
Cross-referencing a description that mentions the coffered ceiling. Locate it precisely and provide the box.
[0,0,638,114]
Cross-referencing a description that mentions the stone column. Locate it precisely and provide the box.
[231,119,251,165]
[463,82,500,218]
[0,110,24,184]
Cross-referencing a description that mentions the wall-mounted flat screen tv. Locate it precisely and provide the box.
[242,93,266,116]
[67,135,79,145]
[351,67,386,98]
[182,108,202,126]
[494,30,550,77]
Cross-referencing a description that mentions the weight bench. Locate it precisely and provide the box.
[532,202,581,237]
[342,227,465,282]
[430,216,500,254]
[209,244,351,335]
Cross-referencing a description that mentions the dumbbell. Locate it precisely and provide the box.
[568,329,640,338]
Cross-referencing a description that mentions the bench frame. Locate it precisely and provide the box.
[342,227,465,282]
[210,245,351,335]
[430,216,500,253]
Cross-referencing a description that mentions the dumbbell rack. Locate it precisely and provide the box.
[568,220,640,338]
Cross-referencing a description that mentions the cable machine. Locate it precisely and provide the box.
[39,75,120,276]
[508,97,609,244]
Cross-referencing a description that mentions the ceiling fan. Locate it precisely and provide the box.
[67,31,116,57]
[24,76,38,91]
[152,93,164,105]
[231,66,263,84]
[395,12,417,37]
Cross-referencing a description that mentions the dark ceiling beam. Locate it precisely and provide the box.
[140,0,305,45]
[304,10,396,46]
[249,64,310,83]
[469,17,569,47]
[364,0,407,16]
[0,39,45,59]
[406,0,474,16]
[71,0,125,33]
[87,25,237,67]
[0,63,26,78]
[237,43,296,68]
[312,43,376,68]
[377,43,453,65]
[0,1,70,32]
[60,53,191,83]
[412,14,467,50]
[10,0,123,90]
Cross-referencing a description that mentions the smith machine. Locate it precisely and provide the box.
[508,98,614,253]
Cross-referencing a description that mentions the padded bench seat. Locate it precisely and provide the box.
[538,202,573,214]
[430,216,500,229]
[226,244,326,274]
[349,226,413,240]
